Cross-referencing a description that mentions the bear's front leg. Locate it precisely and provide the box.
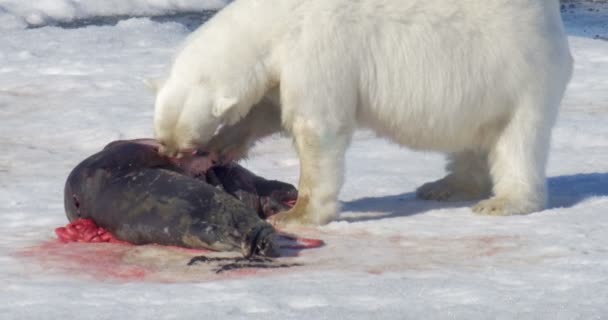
[269,119,351,226]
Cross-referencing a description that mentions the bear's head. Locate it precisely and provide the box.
[150,78,240,157]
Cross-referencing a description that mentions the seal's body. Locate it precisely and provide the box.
[64,140,296,257]
[206,164,297,219]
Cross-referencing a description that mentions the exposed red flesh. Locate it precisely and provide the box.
[55,218,129,244]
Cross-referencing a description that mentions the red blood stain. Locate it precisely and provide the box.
[366,269,384,275]
[13,220,324,282]
[277,233,325,250]
[388,235,403,243]
[17,241,149,281]
[295,237,324,249]
[268,234,325,258]
[14,219,214,282]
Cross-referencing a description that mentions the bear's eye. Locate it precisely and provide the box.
[193,149,209,157]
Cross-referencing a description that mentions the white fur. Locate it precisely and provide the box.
[153,0,573,224]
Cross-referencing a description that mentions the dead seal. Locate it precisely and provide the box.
[63,139,300,258]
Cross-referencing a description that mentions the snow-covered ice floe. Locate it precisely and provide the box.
[0,0,228,30]
[0,1,607,319]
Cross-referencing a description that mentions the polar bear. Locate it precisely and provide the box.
[152,0,573,226]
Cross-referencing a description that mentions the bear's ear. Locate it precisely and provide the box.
[143,78,164,93]
[212,96,238,118]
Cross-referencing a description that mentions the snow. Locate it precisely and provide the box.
[1,1,608,319]
[0,0,228,30]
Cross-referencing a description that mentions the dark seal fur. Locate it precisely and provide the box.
[64,140,295,257]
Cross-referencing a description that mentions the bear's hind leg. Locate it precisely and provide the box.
[472,94,555,216]
[417,151,492,202]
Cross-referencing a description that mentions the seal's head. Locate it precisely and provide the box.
[65,140,168,222]
[64,158,97,222]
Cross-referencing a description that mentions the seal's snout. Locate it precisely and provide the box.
[242,224,280,258]
[255,233,280,258]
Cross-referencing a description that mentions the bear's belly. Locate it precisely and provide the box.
[357,103,511,153]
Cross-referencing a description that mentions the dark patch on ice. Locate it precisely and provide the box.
[562,0,608,40]
[26,11,216,31]
[188,255,302,274]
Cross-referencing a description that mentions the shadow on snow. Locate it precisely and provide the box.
[340,173,608,222]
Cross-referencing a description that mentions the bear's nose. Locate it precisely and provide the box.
[158,144,179,157]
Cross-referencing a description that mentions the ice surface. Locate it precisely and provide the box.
[0,0,228,30]
[1,1,607,319]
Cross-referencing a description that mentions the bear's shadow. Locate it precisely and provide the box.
[339,173,608,223]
